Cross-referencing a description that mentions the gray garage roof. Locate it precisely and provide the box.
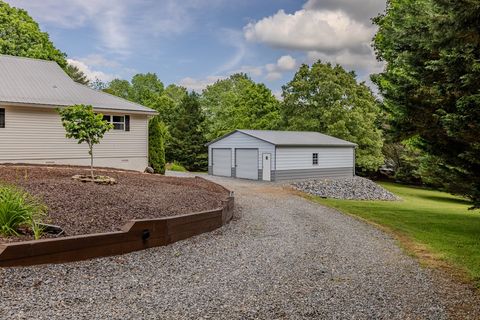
[207,129,357,147]
[0,55,156,114]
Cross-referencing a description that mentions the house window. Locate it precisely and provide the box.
[0,108,4,128]
[102,114,130,131]
[312,153,318,165]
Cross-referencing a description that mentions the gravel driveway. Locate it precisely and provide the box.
[1,173,479,319]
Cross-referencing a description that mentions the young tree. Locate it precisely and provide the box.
[281,61,384,172]
[201,73,281,141]
[58,105,113,179]
[372,0,480,207]
[148,116,167,174]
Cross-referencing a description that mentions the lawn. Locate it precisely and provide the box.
[308,182,480,286]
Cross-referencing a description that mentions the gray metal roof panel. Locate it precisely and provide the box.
[0,55,156,114]
[207,129,356,147]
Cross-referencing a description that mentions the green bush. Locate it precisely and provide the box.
[0,185,46,239]
[149,116,167,174]
[166,161,188,172]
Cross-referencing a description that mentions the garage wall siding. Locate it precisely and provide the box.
[275,147,354,170]
[208,131,275,170]
[0,105,149,171]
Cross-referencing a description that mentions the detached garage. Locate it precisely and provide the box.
[207,130,356,181]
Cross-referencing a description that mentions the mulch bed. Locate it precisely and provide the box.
[0,165,229,243]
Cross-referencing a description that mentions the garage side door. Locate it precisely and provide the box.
[236,149,258,180]
[212,149,231,177]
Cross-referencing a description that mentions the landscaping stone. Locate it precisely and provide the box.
[72,174,117,185]
[144,166,154,174]
[292,176,401,201]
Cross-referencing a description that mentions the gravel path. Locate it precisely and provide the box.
[1,173,479,319]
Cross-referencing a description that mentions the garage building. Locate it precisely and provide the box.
[207,129,356,181]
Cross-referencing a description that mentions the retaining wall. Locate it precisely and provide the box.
[0,194,234,267]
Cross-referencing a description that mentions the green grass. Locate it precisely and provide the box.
[309,182,480,285]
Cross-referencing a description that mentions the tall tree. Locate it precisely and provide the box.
[372,0,480,208]
[201,73,281,141]
[168,92,208,171]
[65,63,89,85]
[0,1,66,67]
[0,1,90,85]
[281,61,384,172]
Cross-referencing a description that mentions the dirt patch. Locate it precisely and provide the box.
[0,165,229,242]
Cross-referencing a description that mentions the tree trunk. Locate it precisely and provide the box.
[90,144,94,181]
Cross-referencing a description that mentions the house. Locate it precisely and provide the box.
[207,129,356,181]
[0,55,157,171]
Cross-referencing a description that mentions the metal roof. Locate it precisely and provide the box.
[207,129,357,147]
[0,55,156,114]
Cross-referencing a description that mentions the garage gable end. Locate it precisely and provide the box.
[208,131,276,174]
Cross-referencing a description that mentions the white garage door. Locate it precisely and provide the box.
[236,149,258,180]
[212,149,231,177]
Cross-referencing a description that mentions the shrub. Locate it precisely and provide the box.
[166,161,188,172]
[0,185,46,239]
[149,116,167,174]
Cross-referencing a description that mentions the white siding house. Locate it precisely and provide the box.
[0,55,156,171]
[207,130,356,181]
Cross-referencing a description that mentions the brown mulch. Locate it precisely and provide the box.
[0,165,229,242]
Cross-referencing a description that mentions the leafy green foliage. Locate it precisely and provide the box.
[0,1,67,67]
[0,184,46,239]
[281,61,384,172]
[166,161,188,172]
[65,63,89,85]
[168,92,208,171]
[201,73,281,141]
[372,0,480,208]
[104,75,195,165]
[148,116,167,174]
[58,105,113,179]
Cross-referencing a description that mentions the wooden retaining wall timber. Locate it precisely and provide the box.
[0,195,234,267]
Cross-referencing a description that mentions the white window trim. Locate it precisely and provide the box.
[103,114,125,131]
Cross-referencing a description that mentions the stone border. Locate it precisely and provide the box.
[0,191,234,268]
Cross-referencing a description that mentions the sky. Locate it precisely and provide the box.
[6,0,386,95]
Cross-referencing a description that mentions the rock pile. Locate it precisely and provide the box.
[293,176,401,201]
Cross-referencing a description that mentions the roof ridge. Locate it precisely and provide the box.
[0,54,59,64]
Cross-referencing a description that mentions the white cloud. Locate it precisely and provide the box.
[67,58,117,82]
[215,29,247,74]
[306,48,384,76]
[303,0,386,22]
[243,1,385,88]
[80,54,120,68]
[179,76,225,91]
[264,55,297,81]
[7,0,226,56]
[265,71,282,81]
[233,65,263,77]
[244,9,374,52]
[276,55,297,71]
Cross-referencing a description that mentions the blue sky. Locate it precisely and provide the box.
[6,0,386,94]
